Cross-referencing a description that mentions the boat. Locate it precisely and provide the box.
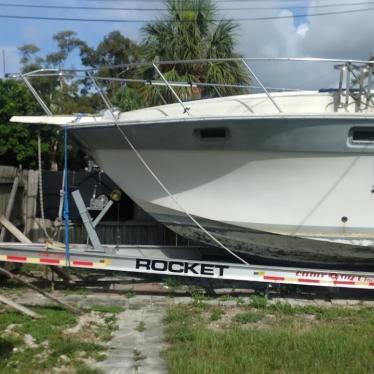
[10,57,374,268]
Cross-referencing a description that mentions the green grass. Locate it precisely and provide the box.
[164,302,374,374]
[209,307,225,322]
[0,303,122,373]
[233,311,264,324]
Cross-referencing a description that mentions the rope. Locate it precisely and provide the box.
[114,124,249,265]
[37,132,52,240]
[90,75,249,265]
[63,123,70,266]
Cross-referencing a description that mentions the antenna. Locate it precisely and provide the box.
[2,49,5,77]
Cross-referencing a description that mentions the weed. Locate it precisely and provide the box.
[210,308,225,321]
[190,286,205,299]
[164,304,197,324]
[218,294,235,302]
[125,289,135,298]
[236,297,245,306]
[76,364,103,374]
[164,277,183,290]
[135,321,145,332]
[234,311,264,324]
[249,294,267,309]
[91,305,125,314]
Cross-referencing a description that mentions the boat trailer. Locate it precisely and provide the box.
[1,188,374,291]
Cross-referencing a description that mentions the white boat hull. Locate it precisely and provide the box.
[14,91,374,267]
[89,147,374,267]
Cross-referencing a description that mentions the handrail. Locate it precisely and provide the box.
[241,58,282,113]
[20,74,52,116]
[11,57,374,117]
[11,73,302,92]
[152,63,190,115]
[10,57,374,78]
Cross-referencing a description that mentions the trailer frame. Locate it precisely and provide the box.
[0,242,373,290]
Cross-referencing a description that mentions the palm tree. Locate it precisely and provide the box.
[141,0,249,106]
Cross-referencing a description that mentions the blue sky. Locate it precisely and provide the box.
[0,0,372,91]
[0,0,312,75]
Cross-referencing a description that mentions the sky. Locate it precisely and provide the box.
[0,0,373,90]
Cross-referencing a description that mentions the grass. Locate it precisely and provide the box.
[164,301,374,374]
[233,311,264,324]
[0,303,122,373]
[209,307,225,322]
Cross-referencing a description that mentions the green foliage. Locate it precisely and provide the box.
[142,0,249,104]
[112,86,144,112]
[79,30,143,106]
[81,30,141,70]
[0,79,46,168]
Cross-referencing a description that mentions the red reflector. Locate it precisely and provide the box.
[264,275,285,281]
[334,281,355,285]
[7,255,26,262]
[298,278,320,284]
[73,260,93,267]
[40,258,60,265]
[369,282,374,287]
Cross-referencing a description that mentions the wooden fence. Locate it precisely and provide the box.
[0,165,189,246]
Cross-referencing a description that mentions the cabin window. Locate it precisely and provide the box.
[196,128,229,140]
[350,128,374,144]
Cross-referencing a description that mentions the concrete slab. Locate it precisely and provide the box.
[97,296,168,374]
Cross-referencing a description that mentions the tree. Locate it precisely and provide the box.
[46,30,84,69]
[79,31,143,111]
[18,44,44,72]
[142,0,249,105]
[10,32,92,170]
[80,31,141,71]
[0,79,45,168]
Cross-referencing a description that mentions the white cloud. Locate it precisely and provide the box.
[235,1,374,90]
[296,23,309,37]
